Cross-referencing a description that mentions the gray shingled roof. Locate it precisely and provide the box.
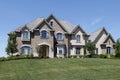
[15,17,75,33]
[15,17,44,31]
[26,17,44,30]
[89,28,104,42]
[59,20,74,33]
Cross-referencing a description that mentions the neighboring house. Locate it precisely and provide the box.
[89,27,115,54]
[11,14,115,58]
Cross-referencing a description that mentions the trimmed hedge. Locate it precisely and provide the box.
[0,54,117,62]
[0,55,49,61]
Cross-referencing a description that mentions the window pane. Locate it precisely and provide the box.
[96,48,98,54]
[58,47,63,54]
[57,33,62,40]
[76,48,80,54]
[50,21,53,26]
[41,30,47,38]
[76,35,80,42]
[21,46,31,54]
[23,31,29,39]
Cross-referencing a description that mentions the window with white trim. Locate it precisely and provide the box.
[58,47,63,55]
[40,30,48,38]
[21,46,31,55]
[57,33,63,40]
[76,35,80,43]
[22,31,30,40]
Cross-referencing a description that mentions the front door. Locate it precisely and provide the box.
[42,45,46,57]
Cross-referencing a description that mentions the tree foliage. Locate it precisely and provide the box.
[36,45,42,57]
[86,42,96,56]
[115,38,120,57]
[6,32,18,56]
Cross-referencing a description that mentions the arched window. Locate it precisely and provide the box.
[57,33,63,40]
[50,21,53,27]
[22,31,29,39]
[21,46,31,55]
[76,35,80,43]
[41,30,48,38]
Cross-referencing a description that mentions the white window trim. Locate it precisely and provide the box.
[20,45,32,55]
[57,46,64,55]
[21,30,30,41]
[56,31,64,41]
[40,29,49,39]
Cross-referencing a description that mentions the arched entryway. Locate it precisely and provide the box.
[37,43,50,57]
[41,45,49,57]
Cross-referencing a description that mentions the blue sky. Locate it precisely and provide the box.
[0,0,120,57]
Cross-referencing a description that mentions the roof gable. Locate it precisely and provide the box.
[89,27,108,43]
[103,34,115,43]
[34,19,52,30]
[71,25,87,34]
[46,14,68,32]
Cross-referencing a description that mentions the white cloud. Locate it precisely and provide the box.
[91,17,103,26]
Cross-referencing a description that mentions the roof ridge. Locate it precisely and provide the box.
[90,27,104,35]
[59,20,75,27]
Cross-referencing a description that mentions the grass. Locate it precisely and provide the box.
[0,58,120,80]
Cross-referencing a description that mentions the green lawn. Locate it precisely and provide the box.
[0,58,120,80]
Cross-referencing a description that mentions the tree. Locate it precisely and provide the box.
[115,38,120,58]
[86,42,96,57]
[6,32,18,56]
[36,45,42,57]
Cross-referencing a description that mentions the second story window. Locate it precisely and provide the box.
[57,33,63,40]
[76,35,80,43]
[41,30,48,38]
[22,31,30,40]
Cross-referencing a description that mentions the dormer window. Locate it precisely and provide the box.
[22,30,30,41]
[76,35,80,43]
[40,30,48,39]
[50,21,53,27]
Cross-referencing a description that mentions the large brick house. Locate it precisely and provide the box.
[11,14,115,58]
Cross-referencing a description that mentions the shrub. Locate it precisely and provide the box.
[115,38,120,58]
[99,54,108,58]
[0,57,6,61]
[71,55,77,58]
[109,54,116,59]
[79,55,85,58]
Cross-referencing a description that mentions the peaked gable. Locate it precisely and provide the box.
[46,14,68,32]
[94,27,108,43]
[89,27,108,43]
[71,25,87,34]
[103,34,115,43]
[34,19,52,30]
[21,26,30,30]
